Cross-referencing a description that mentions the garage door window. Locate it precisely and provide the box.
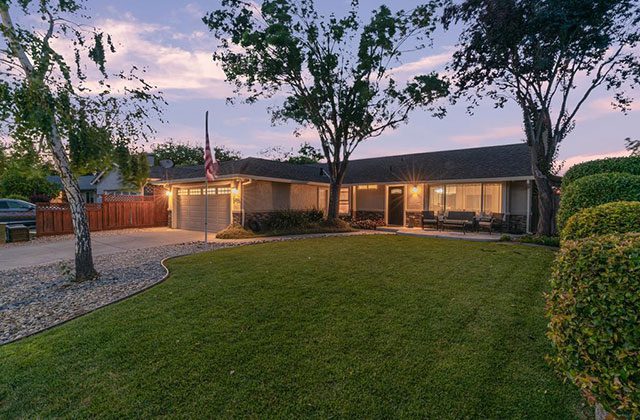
[217,187,231,194]
[188,188,202,195]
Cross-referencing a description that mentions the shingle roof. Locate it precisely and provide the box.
[150,143,532,185]
[47,175,97,191]
[150,157,330,183]
[341,143,532,184]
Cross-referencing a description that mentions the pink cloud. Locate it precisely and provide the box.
[560,149,631,174]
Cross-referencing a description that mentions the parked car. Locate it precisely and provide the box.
[0,199,36,228]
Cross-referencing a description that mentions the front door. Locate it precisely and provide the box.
[387,186,405,226]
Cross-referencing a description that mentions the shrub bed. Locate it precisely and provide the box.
[561,201,640,241]
[556,172,640,229]
[563,155,640,186]
[263,209,324,231]
[216,224,257,239]
[546,233,640,417]
[350,219,386,230]
[516,234,560,247]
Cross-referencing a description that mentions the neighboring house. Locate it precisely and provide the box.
[47,174,100,203]
[47,154,155,203]
[150,143,537,234]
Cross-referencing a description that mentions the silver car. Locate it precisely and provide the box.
[0,199,36,227]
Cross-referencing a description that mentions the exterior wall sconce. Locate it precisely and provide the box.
[411,185,419,194]
[165,190,172,197]
[231,188,239,195]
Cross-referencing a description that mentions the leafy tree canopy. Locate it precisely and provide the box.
[152,140,242,166]
[444,0,640,235]
[260,142,324,164]
[204,0,449,218]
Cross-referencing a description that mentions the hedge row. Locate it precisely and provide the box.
[563,155,640,185]
[556,172,640,229]
[547,233,640,417]
[561,201,640,241]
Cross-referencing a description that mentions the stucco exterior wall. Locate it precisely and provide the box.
[355,186,384,211]
[244,180,320,212]
[508,181,528,215]
[290,184,320,210]
[406,184,424,211]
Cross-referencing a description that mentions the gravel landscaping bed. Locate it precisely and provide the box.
[0,231,381,345]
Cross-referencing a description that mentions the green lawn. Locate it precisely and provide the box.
[0,236,586,418]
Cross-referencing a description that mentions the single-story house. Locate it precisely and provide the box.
[150,143,536,233]
[48,155,156,203]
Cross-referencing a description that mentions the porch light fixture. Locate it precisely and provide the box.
[231,187,239,195]
[411,185,419,194]
[165,190,172,197]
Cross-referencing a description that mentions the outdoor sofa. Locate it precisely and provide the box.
[441,211,476,234]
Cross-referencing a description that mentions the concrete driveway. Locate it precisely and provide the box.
[0,228,206,271]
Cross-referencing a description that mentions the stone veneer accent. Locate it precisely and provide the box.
[506,214,527,234]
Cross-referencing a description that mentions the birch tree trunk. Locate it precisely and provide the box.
[0,4,97,281]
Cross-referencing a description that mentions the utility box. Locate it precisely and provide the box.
[6,224,30,242]
[0,223,7,244]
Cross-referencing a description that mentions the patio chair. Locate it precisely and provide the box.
[477,212,504,235]
[421,211,440,230]
[441,211,476,234]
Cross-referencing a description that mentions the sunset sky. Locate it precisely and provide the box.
[15,1,640,170]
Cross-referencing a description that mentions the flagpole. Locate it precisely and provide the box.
[204,111,209,243]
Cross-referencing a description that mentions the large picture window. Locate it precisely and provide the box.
[429,185,445,213]
[482,183,502,214]
[428,183,502,214]
[339,187,350,214]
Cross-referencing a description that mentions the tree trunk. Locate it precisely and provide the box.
[530,156,556,236]
[1,5,97,281]
[327,179,341,220]
[49,123,98,281]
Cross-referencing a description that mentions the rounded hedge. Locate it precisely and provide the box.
[563,155,640,186]
[561,201,640,241]
[557,172,640,230]
[546,233,640,417]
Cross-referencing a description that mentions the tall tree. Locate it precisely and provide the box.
[444,0,640,235]
[152,140,242,166]
[0,0,164,280]
[204,0,449,219]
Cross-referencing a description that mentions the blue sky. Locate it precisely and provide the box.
[80,1,638,169]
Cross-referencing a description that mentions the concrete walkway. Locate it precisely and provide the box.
[378,227,509,242]
[0,228,206,271]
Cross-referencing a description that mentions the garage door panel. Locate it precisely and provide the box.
[176,188,230,232]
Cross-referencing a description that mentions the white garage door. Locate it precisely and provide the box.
[176,185,231,232]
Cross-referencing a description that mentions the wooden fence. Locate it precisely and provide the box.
[36,194,169,236]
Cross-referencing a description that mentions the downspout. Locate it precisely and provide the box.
[241,179,252,227]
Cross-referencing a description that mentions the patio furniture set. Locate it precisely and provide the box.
[421,211,505,235]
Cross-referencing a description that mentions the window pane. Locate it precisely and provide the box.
[445,184,481,213]
[483,183,502,214]
[429,185,444,213]
[339,187,349,214]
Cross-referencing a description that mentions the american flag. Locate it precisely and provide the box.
[204,111,218,182]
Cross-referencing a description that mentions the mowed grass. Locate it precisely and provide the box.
[0,236,585,418]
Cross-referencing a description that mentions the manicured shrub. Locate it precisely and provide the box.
[265,209,324,230]
[561,201,640,241]
[563,155,640,186]
[557,172,640,229]
[546,233,640,417]
[350,219,385,230]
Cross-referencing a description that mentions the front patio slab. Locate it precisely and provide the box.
[379,226,510,242]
